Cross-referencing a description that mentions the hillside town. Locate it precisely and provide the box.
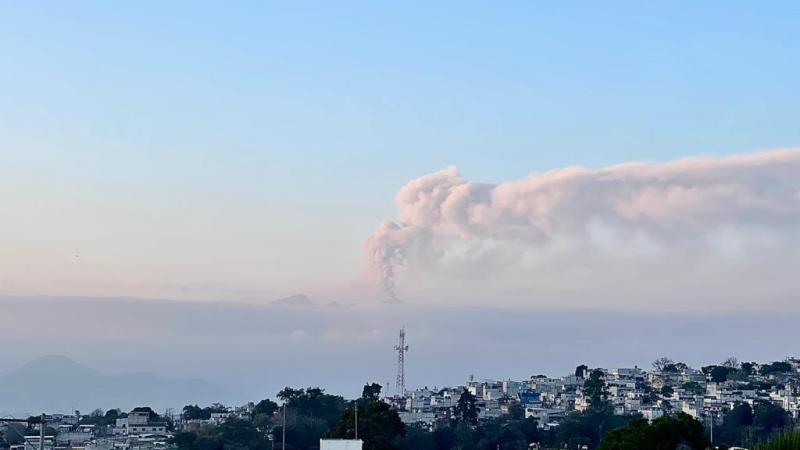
[395,357,800,428]
[2,356,800,450]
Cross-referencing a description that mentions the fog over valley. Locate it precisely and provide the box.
[1,295,797,416]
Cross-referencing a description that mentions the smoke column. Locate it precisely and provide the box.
[365,149,800,300]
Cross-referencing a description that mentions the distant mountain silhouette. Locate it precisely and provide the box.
[271,294,315,306]
[0,355,230,416]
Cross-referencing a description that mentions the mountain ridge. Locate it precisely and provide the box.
[0,355,232,417]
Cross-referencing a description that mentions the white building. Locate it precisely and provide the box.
[320,439,363,450]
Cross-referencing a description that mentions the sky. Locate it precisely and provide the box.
[2,2,800,305]
[1,2,800,401]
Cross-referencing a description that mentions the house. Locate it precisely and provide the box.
[118,408,168,436]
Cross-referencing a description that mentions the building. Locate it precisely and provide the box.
[117,408,168,436]
[320,439,363,450]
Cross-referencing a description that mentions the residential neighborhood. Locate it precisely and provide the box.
[2,356,799,450]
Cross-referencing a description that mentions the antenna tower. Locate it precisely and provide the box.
[394,327,409,397]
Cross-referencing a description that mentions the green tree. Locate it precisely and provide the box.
[395,423,436,450]
[583,369,610,409]
[362,383,384,402]
[277,386,346,427]
[183,404,211,420]
[752,429,800,450]
[252,399,278,418]
[507,402,525,420]
[454,388,479,425]
[753,401,791,437]
[250,398,278,432]
[682,381,705,396]
[555,408,631,449]
[759,362,792,375]
[598,413,709,450]
[702,365,735,383]
[718,402,754,446]
[216,418,268,450]
[326,401,405,450]
[171,431,199,450]
[575,364,589,378]
[268,387,348,450]
[740,361,756,375]
[475,417,527,450]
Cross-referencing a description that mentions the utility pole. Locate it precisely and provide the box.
[705,410,713,444]
[710,411,714,444]
[354,403,358,440]
[39,414,46,450]
[281,405,286,450]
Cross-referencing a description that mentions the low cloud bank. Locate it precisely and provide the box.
[1,296,798,415]
[366,150,800,309]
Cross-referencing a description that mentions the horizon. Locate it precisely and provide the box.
[2,295,799,416]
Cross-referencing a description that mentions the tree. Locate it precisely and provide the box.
[555,408,632,449]
[753,401,790,436]
[252,399,278,418]
[454,388,479,425]
[652,357,674,372]
[277,386,345,426]
[251,398,278,431]
[104,409,120,424]
[326,401,405,450]
[722,357,740,369]
[583,369,610,409]
[362,383,383,402]
[171,431,199,450]
[740,361,756,375]
[475,417,528,450]
[207,403,227,413]
[507,402,525,420]
[598,413,709,450]
[682,381,705,396]
[173,418,268,450]
[752,429,800,450]
[575,364,589,378]
[217,418,268,450]
[270,387,347,450]
[759,361,792,375]
[395,423,436,450]
[662,363,680,373]
[660,385,674,397]
[182,404,211,420]
[702,365,734,383]
[718,402,754,446]
[717,401,790,446]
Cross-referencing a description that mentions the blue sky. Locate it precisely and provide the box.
[1,1,799,301]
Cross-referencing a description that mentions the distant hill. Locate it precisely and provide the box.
[0,356,230,416]
[271,294,315,306]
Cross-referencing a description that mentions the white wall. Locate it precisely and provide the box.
[319,439,363,450]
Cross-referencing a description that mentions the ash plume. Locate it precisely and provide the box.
[365,150,800,302]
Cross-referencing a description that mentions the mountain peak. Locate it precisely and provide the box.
[16,355,98,377]
[0,356,230,416]
[271,294,315,306]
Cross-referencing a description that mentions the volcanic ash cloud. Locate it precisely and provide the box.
[365,149,800,303]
